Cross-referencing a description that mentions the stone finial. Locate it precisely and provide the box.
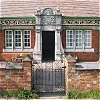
[66,54,76,62]
[57,6,60,11]
[37,7,41,15]
[56,6,60,15]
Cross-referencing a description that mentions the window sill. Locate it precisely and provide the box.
[64,48,94,52]
[3,48,33,52]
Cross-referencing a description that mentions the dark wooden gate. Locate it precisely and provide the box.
[33,61,65,92]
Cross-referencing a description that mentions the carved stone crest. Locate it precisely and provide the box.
[41,8,56,25]
[42,8,54,15]
[41,16,56,25]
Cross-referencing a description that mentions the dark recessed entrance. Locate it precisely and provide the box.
[42,31,55,61]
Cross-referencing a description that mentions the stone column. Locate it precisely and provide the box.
[55,7,63,61]
[99,30,100,60]
[55,30,62,60]
[33,30,42,61]
[35,30,41,51]
[33,8,42,61]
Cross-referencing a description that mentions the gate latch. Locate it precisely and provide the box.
[62,66,66,68]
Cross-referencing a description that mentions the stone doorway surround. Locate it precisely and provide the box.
[99,30,100,61]
[33,8,64,61]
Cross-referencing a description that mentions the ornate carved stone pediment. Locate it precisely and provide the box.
[36,8,62,26]
[41,8,56,25]
[42,8,54,15]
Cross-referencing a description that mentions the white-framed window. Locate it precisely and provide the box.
[75,30,83,49]
[84,30,92,48]
[5,30,31,51]
[14,30,22,49]
[66,30,74,48]
[24,30,31,48]
[66,30,93,52]
[5,30,13,48]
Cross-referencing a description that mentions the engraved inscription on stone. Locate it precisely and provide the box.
[41,8,56,25]
[41,16,56,25]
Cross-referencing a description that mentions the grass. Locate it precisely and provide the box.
[0,89,39,99]
[67,91,100,99]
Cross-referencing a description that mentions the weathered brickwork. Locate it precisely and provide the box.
[62,29,99,61]
[66,60,100,92]
[0,60,32,92]
[31,29,35,48]
[0,30,4,53]
[62,30,66,48]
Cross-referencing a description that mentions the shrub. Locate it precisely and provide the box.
[0,89,39,99]
[67,91,100,99]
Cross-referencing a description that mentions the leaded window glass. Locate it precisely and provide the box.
[66,30,74,48]
[5,30,13,48]
[84,30,92,48]
[75,30,83,48]
[66,30,92,50]
[24,30,31,48]
[14,30,22,48]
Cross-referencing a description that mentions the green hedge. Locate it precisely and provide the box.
[0,89,39,99]
[67,91,100,99]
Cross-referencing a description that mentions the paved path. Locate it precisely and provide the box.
[38,92,66,99]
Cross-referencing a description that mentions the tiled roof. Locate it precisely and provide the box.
[1,0,100,17]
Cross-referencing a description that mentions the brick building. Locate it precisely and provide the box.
[0,0,100,62]
[0,0,100,93]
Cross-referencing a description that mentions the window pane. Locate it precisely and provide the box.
[75,30,83,48]
[66,30,73,48]
[5,30,12,48]
[85,30,92,48]
[24,30,31,48]
[14,31,22,48]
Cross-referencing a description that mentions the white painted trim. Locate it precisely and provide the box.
[3,48,34,52]
[64,48,94,52]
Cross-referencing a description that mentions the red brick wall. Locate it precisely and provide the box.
[67,61,100,92]
[0,30,4,53]
[0,60,32,92]
[31,29,35,48]
[62,30,99,61]
[62,30,66,48]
